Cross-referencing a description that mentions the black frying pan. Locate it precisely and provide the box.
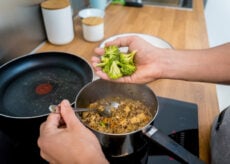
[0,52,93,119]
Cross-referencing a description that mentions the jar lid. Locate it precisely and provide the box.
[82,17,104,26]
[41,0,70,10]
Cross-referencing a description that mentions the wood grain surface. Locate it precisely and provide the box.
[37,0,219,163]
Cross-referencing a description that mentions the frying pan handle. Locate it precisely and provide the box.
[143,126,206,164]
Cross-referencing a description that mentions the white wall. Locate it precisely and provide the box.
[205,0,230,46]
[204,0,230,111]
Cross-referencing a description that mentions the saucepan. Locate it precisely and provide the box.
[75,79,205,164]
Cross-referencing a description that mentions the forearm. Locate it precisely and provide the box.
[160,43,230,84]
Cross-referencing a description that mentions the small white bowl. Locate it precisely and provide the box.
[78,8,105,19]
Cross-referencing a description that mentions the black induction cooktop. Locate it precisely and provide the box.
[148,96,199,164]
[0,97,199,164]
[106,97,199,164]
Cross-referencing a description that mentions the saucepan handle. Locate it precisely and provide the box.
[143,125,206,164]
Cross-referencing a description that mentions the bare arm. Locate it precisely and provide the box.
[91,36,230,84]
[162,43,230,83]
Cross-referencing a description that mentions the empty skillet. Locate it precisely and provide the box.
[0,52,93,119]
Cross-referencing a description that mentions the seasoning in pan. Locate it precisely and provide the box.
[80,96,153,134]
[35,83,53,95]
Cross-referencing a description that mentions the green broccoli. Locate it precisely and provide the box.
[119,63,136,75]
[96,45,137,79]
[102,61,111,74]
[119,51,136,64]
[96,56,110,67]
[108,61,123,79]
[96,46,119,68]
[104,46,120,59]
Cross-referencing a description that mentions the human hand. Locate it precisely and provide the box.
[37,100,108,164]
[91,36,170,84]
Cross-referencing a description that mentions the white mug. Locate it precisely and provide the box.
[89,0,109,10]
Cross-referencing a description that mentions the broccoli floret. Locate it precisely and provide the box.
[96,45,137,79]
[119,51,136,64]
[96,56,110,67]
[104,46,120,59]
[119,63,136,75]
[102,61,111,74]
[108,61,123,79]
[97,46,119,68]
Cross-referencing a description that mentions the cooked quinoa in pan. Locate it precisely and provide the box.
[80,97,152,134]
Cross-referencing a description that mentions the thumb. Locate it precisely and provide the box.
[59,100,82,129]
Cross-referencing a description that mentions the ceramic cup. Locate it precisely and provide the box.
[78,8,105,19]
[82,17,104,42]
[89,0,109,10]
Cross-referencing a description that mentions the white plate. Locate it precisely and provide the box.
[100,33,173,50]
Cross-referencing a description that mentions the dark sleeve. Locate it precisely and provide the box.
[211,106,230,164]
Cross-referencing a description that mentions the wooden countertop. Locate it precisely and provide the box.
[37,0,219,163]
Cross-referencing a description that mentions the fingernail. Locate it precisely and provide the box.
[62,99,70,107]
